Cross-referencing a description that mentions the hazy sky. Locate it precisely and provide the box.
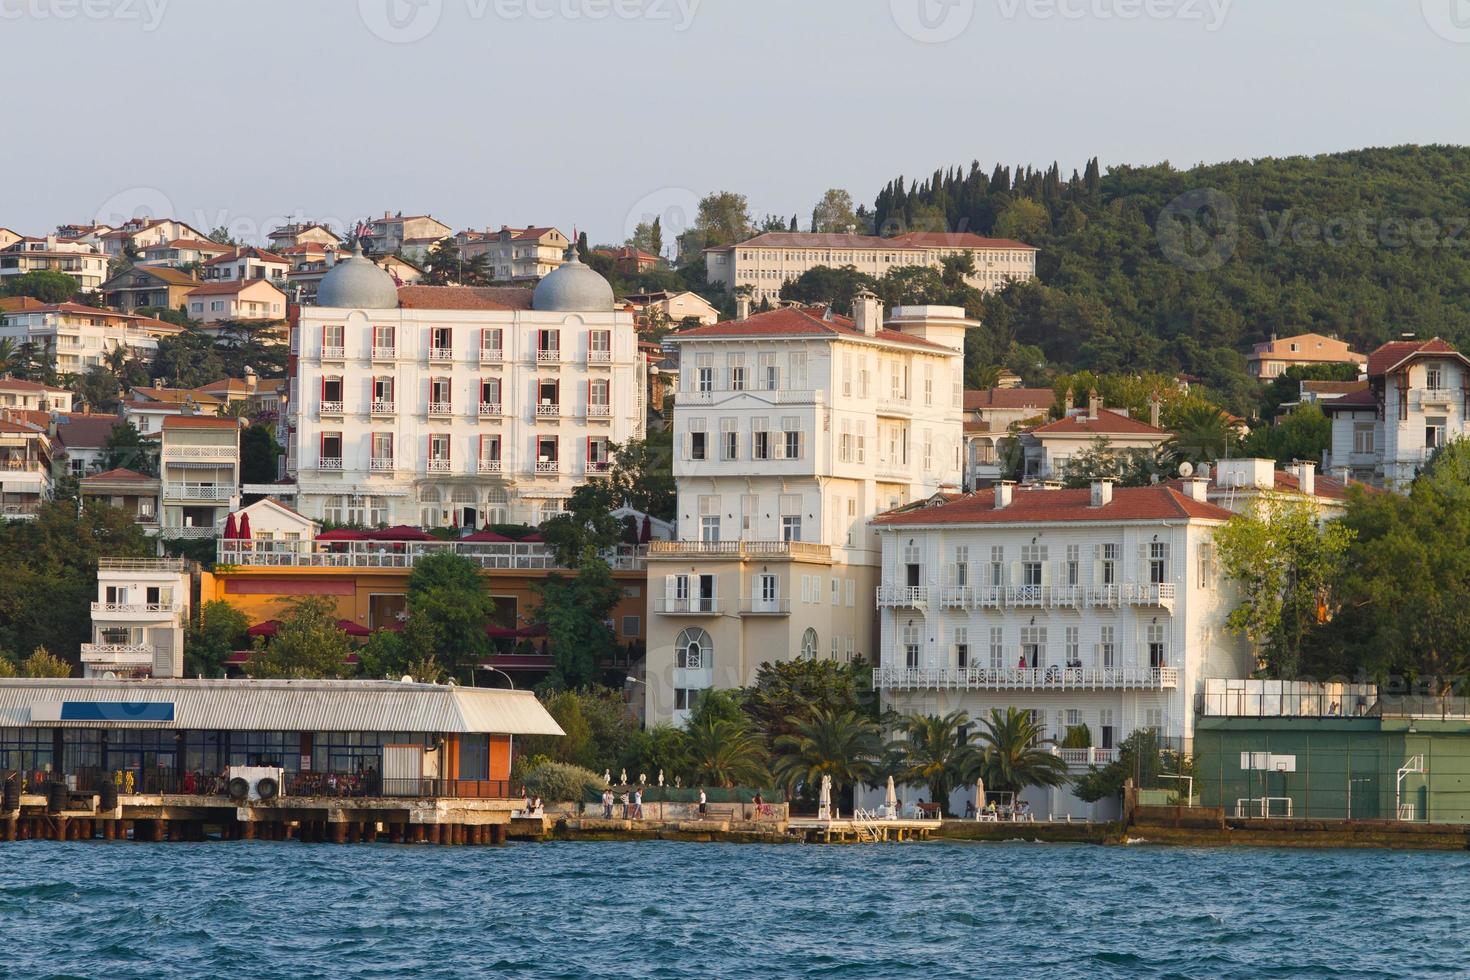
[3,0,1467,248]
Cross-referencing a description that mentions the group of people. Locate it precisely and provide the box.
[600,787,645,819]
[965,798,1033,821]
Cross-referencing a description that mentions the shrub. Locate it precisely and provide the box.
[519,760,605,803]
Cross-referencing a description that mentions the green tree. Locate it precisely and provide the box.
[185,600,249,677]
[992,197,1051,242]
[892,710,971,814]
[540,480,624,567]
[771,707,882,804]
[623,724,689,785]
[20,646,72,678]
[537,559,623,690]
[1214,498,1354,678]
[1169,403,1241,464]
[810,188,857,233]
[240,424,280,486]
[780,265,881,313]
[1073,728,1192,803]
[404,551,494,682]
[206,226,239,246]
[70,365,123,414]
[1241,403,1332,466]
[1,270,77,303]
[967,707,1069,795]
[742,658,874,753]
[242,595,353,679]
[607,436,675,523]
[684,716,768,788]
[103,421,153,475]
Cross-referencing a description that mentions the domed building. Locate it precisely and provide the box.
[531,251,614,313]
[315,242,400,310]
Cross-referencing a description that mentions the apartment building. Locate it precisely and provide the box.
[704,231,1037,303]
[267,223,342,250]
[0,380,72,413]
[1022,393,1171,481]
[138,238,233,269]
[101,265,199,314]
[290,245,643,528]
[0,236,109,291]
[1323,337,1470,488]
[80,467,160,530]
[185,279,287,325]
[82,558,190,678]
[455,226,570,281]
[643,294,973,724]
[158,415,241,538]
[97,218,211,258]
[962,387,1053,489]
[1247,332,1365,380]
[0,417,53,518]
[201,246,290,284]
[362,212,452,260]
[870,479,1248,818]
[0,300,181,373]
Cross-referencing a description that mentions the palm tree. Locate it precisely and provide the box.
[0,338,16,377]
[892,709,972,814]
[684,717,768,788]
[1170,403,1241,464]
[967,707,1069,795]
[772,707,882,803]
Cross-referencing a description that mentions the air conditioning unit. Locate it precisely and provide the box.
[227,765,285,802]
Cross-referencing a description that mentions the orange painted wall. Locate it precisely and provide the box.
[490,735,511,782]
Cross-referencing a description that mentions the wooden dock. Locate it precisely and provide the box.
[787,817,940,843]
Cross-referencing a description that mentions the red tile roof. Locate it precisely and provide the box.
[186,279,285,297]
[888,231,1036,251]
[203,246,289,267]
[668,306,955,353]
[706,232,919,253]
[149,238,232,253]
[1366,338,1463,377]
[82,467,155,483]
[1320,387,1378,411]
[54,413,123,448]
[396,285,535,311]
[1030,408,1168,436]
[1300,380,1368,396]
[873,485,1235,527]
[0,378,70,394]
[964,388,1054,411]
[162,415,240,430]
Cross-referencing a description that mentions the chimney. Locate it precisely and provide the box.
[852,289,882,337]
[1149,394,1162,429]
[1183,478,1209,502]
[1064,388,1074,414]
[1296,459,1316,496]
[994,481,1014,510]
[1090,479,1113,508]
[1088,388,1101,420]
[735,294,751,321]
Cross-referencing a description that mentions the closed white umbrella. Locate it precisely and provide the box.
[818,774,832,820]
[975,777,986,820]
[885,775,898,820]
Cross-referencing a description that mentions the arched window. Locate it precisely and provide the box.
[675,628,712,670]
[800,628,818,661]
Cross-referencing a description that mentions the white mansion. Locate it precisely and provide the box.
[289,245,645,528]
[643,293,973,724]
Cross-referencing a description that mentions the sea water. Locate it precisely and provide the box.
[0,839,1464,978]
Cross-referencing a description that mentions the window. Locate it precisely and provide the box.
[839,421,852,463]
[1149,542,1170,584]
[537,436,559,465]
[372,375,394,406]
[1427,364,1445,390]
[989,627,1005,669]
[429,376,451,409]
[588,329,611,358]
[955,627,969,669]
[1065,627,1079,667]
[845,579,855,607]
[1147,623,1168,669]
[752,418,771,460]
[536,329,560,357]
[1066,545,1080,586]
[697,359,714,393]
[800,628,818,660]
[902,623,920,669]
[782,515,801,542]
[1353,423,1375,455]
[319,432,342,466]
[728,354,745,391]
[720,418,738,460]
[321,376,342,406]
[620,615,640,637]
[756,573,778,608]
[1427,416,1447,451]
[1198,544,1215,590]
[856,421,867,463]
[1100,626,1116,668]
[1144,708,1165,732]
[537,378,559,408]
[990,545,1005,587]
[675,628,712,669]
[830,577,840,605]
[1099,709,1115,750]
[689,425,707,462]
[322,323,343,353]
[783,425,802,460]
[759,353,779,390]
[372,324,395,352]
[479,434,501,465]
[1021,544,1047,587]
[480,377,502,408]
[430,326,452,355]
[1020,626,1046,669]
[371,431,393,465]
[428,433,450,466]
[481,327,503,358]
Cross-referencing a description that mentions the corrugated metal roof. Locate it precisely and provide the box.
[0,679,564,736]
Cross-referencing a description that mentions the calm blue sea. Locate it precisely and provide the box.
[0,839,1463,978]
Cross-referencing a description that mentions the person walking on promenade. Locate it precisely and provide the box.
[632,787,643,820]
[698,788,707,816]
[602,788,613,819]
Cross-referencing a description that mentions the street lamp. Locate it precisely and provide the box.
[477,665,515,690]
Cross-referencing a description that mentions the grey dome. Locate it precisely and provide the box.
[315,243,399,310]
[532,251,614,312]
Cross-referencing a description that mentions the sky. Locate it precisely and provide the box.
[3,0,1468,249]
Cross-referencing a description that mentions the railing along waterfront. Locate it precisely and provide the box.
[17,770,513,801]
[874,665,1180,691]
[217,539,647,571]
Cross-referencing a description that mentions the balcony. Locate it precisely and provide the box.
[535,403,561,420]
[648,540,832,562]
[318,457,343,472]
[876,396,912,417]
[428,348,454,362]
[370,400,395,416]
[480,348,503,364]
[587,350,612,365]
[740,598,791,616]
[586,404,612,420]
[653,597,721,616]
[80,643,155,667]
[873,666,1180,691]
[370,457,395,473]
[90,601,182,618]
[321,345,345,360]
[1058,747,1119,767]
[877,585,928,607]
[534,460,561,475]
[915,583,1173,610]
[319,400,343,416]
[478,459,503,475]
[157,526,216,540]
[426,459,452,474]
[161,446,235,460]
[1418,388,1455,409]
[586,460,611,477]
[371,346,397,361]
[479,402,502,418]
[428,401,453,417]
[163,483,234,502]
[536,349,561,365]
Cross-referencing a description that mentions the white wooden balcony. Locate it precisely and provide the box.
[371,346,396,360]
[90,601,182,619]
[478,459,502,474]
[163,483,234,502]
[876,585,928,607]
[587,350,612,365]
[876,397,912,417]
[740,598,791,616]
[80,643,155,667]
[898,582,1174,611]
[647,540,831,562]
[319,400,344,416]
[370,457,395,472]
[161,445,235,460]
[318,457,343,472]
[428,347,454,362]
[370,400,395,416]
[321,345,345,360]
[586,404,611,419]
[536,349,561,364]
[586,460,611,477]
[874,665,1180,691]
[428,401,453,416]
[479,402,502,418]
[534,403,560,419]
[654,597,721,616]
[1058,747,1119,767]
[426,459,452,474]
[534,459,561,475]
[480,348,503,364]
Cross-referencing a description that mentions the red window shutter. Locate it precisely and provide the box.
[586,436,593,461]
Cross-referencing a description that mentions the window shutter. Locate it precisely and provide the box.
[1010,561,1022,585]
[1040,562,1052,586]
[665,575,677,601]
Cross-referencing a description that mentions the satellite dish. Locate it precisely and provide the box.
[1178,461,1195,478]
[400,674,414,684]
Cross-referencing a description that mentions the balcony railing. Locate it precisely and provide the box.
[536,349,561,364]
[157,526,216,540]
[370,400,395,415]
[428,348,454,362]
[740,598,791,616]
[163,483,234,501]
[80,643,154,665]
[587,350,612,365]
[318,457,343,472]
[478,459,502,474]
[370,457,395,472]
[480,348,503,364]
[888,582,1175,610]
[586,460,611,477]
[877,585,928,607]
[534,460,560,475]
[479,402,502,418]
[428,401,453,416]
[586,404,611,419]
[654,597,721,615]
[216,538,646,572]
[1058,747,1119,767]
[162,446,235,459]
[534,403,560,419]
[876,397,912,415]
[874,666,1180,691]
[371,346,396,360]
[426,459,452,474]
[90,601,182,616]
[319,400,344,415]
[321,345,345,359]
[647,540,831,562]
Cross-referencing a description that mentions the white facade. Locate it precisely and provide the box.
[291,301,645,528]
[456,226,569,281]
[871,480,1249,819]
[159,417,241,539]
[1324,339,1470,488]
[0,237,109,291]
[0,303,176,374]
[82,558,191,679]
[644,299,973,725]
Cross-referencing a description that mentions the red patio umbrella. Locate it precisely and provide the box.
[247,620,281,637]
[463,530,511,542]
[485,624,518,638]
[223,512,239,540]
[521,532,543,542]
[317,528,366,541]
[237,511,253,540]
[336,619,372,637]
[370,525,435,541]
